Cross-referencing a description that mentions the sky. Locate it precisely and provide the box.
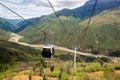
[0,0,89,19]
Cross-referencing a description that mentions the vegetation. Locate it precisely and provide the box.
[0,17,17,32]
[18,9,120,57]
[51,0,120,19]
[0,40,41,63]
[5,62,119,80]
[0,39,117,79]
[0,40,120,80]
[114,65,120,70]
[0,0,120,57]
[0,29,10,40]
[0,0,120,80]
[0,39,41,78]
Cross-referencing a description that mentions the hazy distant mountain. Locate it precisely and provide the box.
[85,0,120,4]
[17,0,120,54]
[56,0,120,19]
[0,17,17,32]
[15,17,44,33]
[18,9,120,50]
[6,19,23,25]
[1,0,120,54]
[16,0,120,33]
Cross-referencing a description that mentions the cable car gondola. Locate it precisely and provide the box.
[41,45,54,58]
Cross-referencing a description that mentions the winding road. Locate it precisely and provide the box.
[8,33,117,58]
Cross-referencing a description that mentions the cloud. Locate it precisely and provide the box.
[0,1,51,19]
[57,0,89,8]
[0,8,20,19]
[30,0,49,7]
[9,0,23,3]
[0,0,88,19]
[0,5,3,10]
[1,0,24,4]
[30,0,89,9]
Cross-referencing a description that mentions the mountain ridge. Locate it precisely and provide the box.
[12,0,120,33]
[0,17,18,32]
[0,0,120,54]
[56,0,120,19]
[18,9,120,54]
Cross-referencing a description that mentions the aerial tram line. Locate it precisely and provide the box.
[46,0,99,38]
[0,2,23,19]
[0,2,56,58]
[45,0,99,62]
[0,0,99,44]
[0,0,99,58]
[82,0,98,34]
[84,0,98,32]
[46,0,68,35]
[0,2,32,26]
[80,0,98,46]
[46,0,99,47]
[0,2,57,43]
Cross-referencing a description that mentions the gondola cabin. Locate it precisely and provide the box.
[41,45,54,58]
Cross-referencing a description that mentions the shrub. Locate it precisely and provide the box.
[85,63,101,72]
[0,64,4,72]
[0,73,5,79]
[109,50,120,57]
[70,68,77,76]
[45,68,60,77]
[76,71,86,80]
[104,65,114,80]
[91,50,99,54]
[50,65,54,72]
[61,73,69,80]
[114,65,120,70]
[99,57,110,62]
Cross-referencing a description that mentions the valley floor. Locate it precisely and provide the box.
[9,33,110,58]
[1,33,120,80]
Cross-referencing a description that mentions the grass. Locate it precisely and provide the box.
[0,40,119,80]
[43,62,120,80]
[114,65,120,70]
[0,29,10,40]
[1,56,120,80]
[0,40,41,63]
[18,9,120,57]
[0,39,42,79]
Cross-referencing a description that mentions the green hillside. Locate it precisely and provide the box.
[0,29,10,40]
[0,17,17,31]
[19,16,81,45]
[0,40,41,63]
[1,39,113,79]
[0,39,41,77]
[19,9,120,56]
[48,0,120,19]
[79,10,120,50]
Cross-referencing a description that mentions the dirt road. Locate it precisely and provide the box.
[8,33,111,58]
